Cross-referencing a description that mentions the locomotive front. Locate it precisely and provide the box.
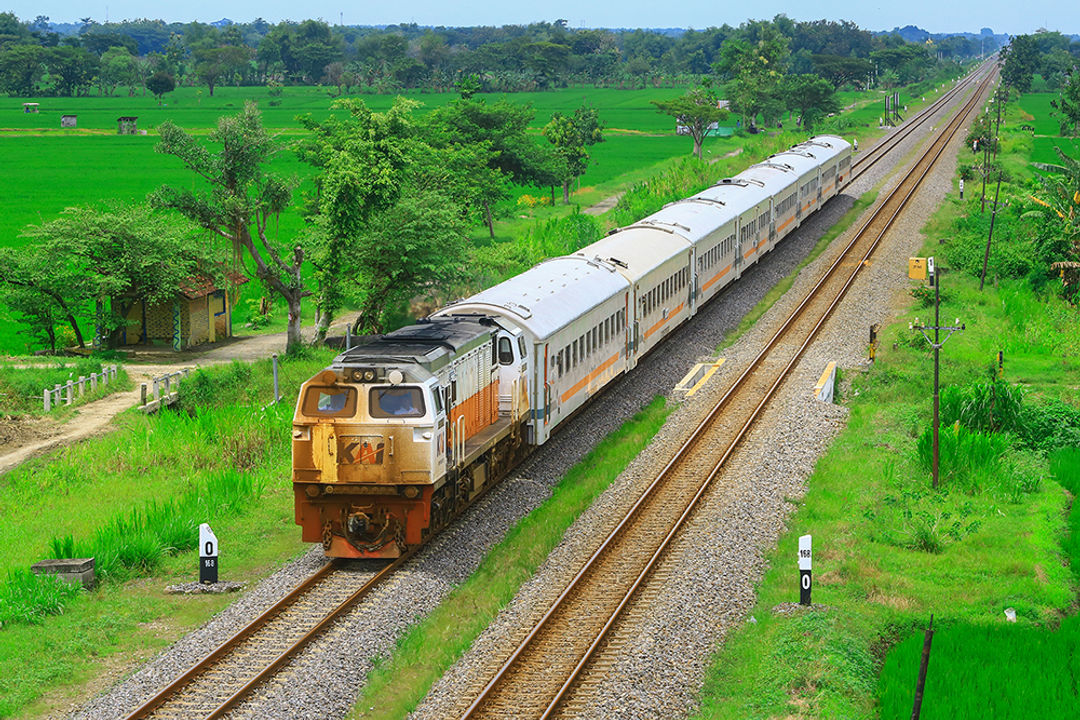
[292,317,506,558]
[292,361,447,558]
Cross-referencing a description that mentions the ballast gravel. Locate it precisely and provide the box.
[70,80,980,720]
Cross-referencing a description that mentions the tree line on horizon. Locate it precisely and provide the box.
[0,13,999,98]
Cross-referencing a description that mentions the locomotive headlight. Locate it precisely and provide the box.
[364,370,376,382]
[351,369,364,382]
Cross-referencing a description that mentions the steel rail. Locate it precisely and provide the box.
[121,560,338,720]
[460,67,994,720]
[122,553,409,720]
[850,59,991,182]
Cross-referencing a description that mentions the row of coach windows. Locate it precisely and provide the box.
[643,267,689,317]
[777,193,797,216]
[698,233,736,273]
[758,210,770,233]
[800,177,820,198]
[554,309,626,378]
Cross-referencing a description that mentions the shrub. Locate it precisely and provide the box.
[1020,398,1080,453]
[0,569,82,627]
[939,378,1026,435]
[915,424,1012,495]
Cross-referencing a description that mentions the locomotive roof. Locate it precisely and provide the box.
[335,316,493,369]
[435,255,629,341]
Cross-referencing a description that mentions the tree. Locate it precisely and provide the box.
[811,54,873,89]
[427,98,560,234]
[714,23,790,129]
[9,204,210,349]
[1051,67,1080,137]
[153,102,308,353]
[296,98,415,341]
[1000,34,1039,93]
[543,105,604,204]
[348,189,467,334]
[0,244,88,349]
[46,45,97,96]
[0,44,44,95]
[781,74,840,131]
[98,45,138,95]
[193,45,251,96]
[146,70,175,104]
[652,86,728,159]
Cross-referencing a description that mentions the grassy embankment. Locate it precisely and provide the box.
[693,92,1080,719]
[0,352,333,719]
[0,358,132,416]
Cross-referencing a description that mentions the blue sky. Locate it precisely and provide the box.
[5,1,1076,36]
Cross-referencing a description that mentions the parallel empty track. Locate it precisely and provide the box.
[454,67,994,720]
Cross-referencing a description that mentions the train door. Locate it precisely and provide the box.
[496,327,528,417]
[426,377,448,480]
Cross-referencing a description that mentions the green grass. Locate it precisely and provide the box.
[0,359,131,415]
[0,351,334,718]
[878,617,1080,719]
[346,396,672,720]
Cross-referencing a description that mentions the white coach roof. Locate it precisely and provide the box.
[435,255,629,340]
[574,224,692,286]
[644,196,738,245]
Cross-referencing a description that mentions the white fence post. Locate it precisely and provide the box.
[78,376,86,396]
[90,373,97,392]
[43,388,50,412]
[65,381,73,405]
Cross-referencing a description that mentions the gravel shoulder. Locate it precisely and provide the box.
[68,85,975,720]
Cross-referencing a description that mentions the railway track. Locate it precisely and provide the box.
[117,65,993,720]
[850,58,994,183]
[120,556,405,719]
[452,68,995,720]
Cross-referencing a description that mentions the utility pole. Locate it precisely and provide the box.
[911,258,965,489]
[979,171,1004,290]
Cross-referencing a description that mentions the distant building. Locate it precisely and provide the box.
[61,115,76,128]
[22,102,39,113]
[117,116,138,134]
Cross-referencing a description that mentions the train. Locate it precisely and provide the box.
[292,135,852,558]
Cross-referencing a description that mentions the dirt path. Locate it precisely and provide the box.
[0,313,360,477]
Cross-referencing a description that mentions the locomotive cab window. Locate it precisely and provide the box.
[369,386,427,418]
[302,386,357,418]
[498,337,514,365]
[517,336,528,358]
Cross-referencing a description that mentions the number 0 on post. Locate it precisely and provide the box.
[798,534,812,606]
[200,523,218,584]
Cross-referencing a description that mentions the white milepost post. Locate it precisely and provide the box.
[798,534,812,606]
[199,523,219,584]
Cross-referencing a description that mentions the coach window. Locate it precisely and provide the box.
[498,337,514,366]
[517,336,528,358]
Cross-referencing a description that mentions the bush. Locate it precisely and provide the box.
[1020,398,1080,453]
[939,378,1026,435]
[0,569,82,627]
[916,424,1010,494]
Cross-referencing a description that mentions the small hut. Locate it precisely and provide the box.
[117,116,138,135]
[22,102,39,113]
[61,114,77,128]
[117,267,248,351]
